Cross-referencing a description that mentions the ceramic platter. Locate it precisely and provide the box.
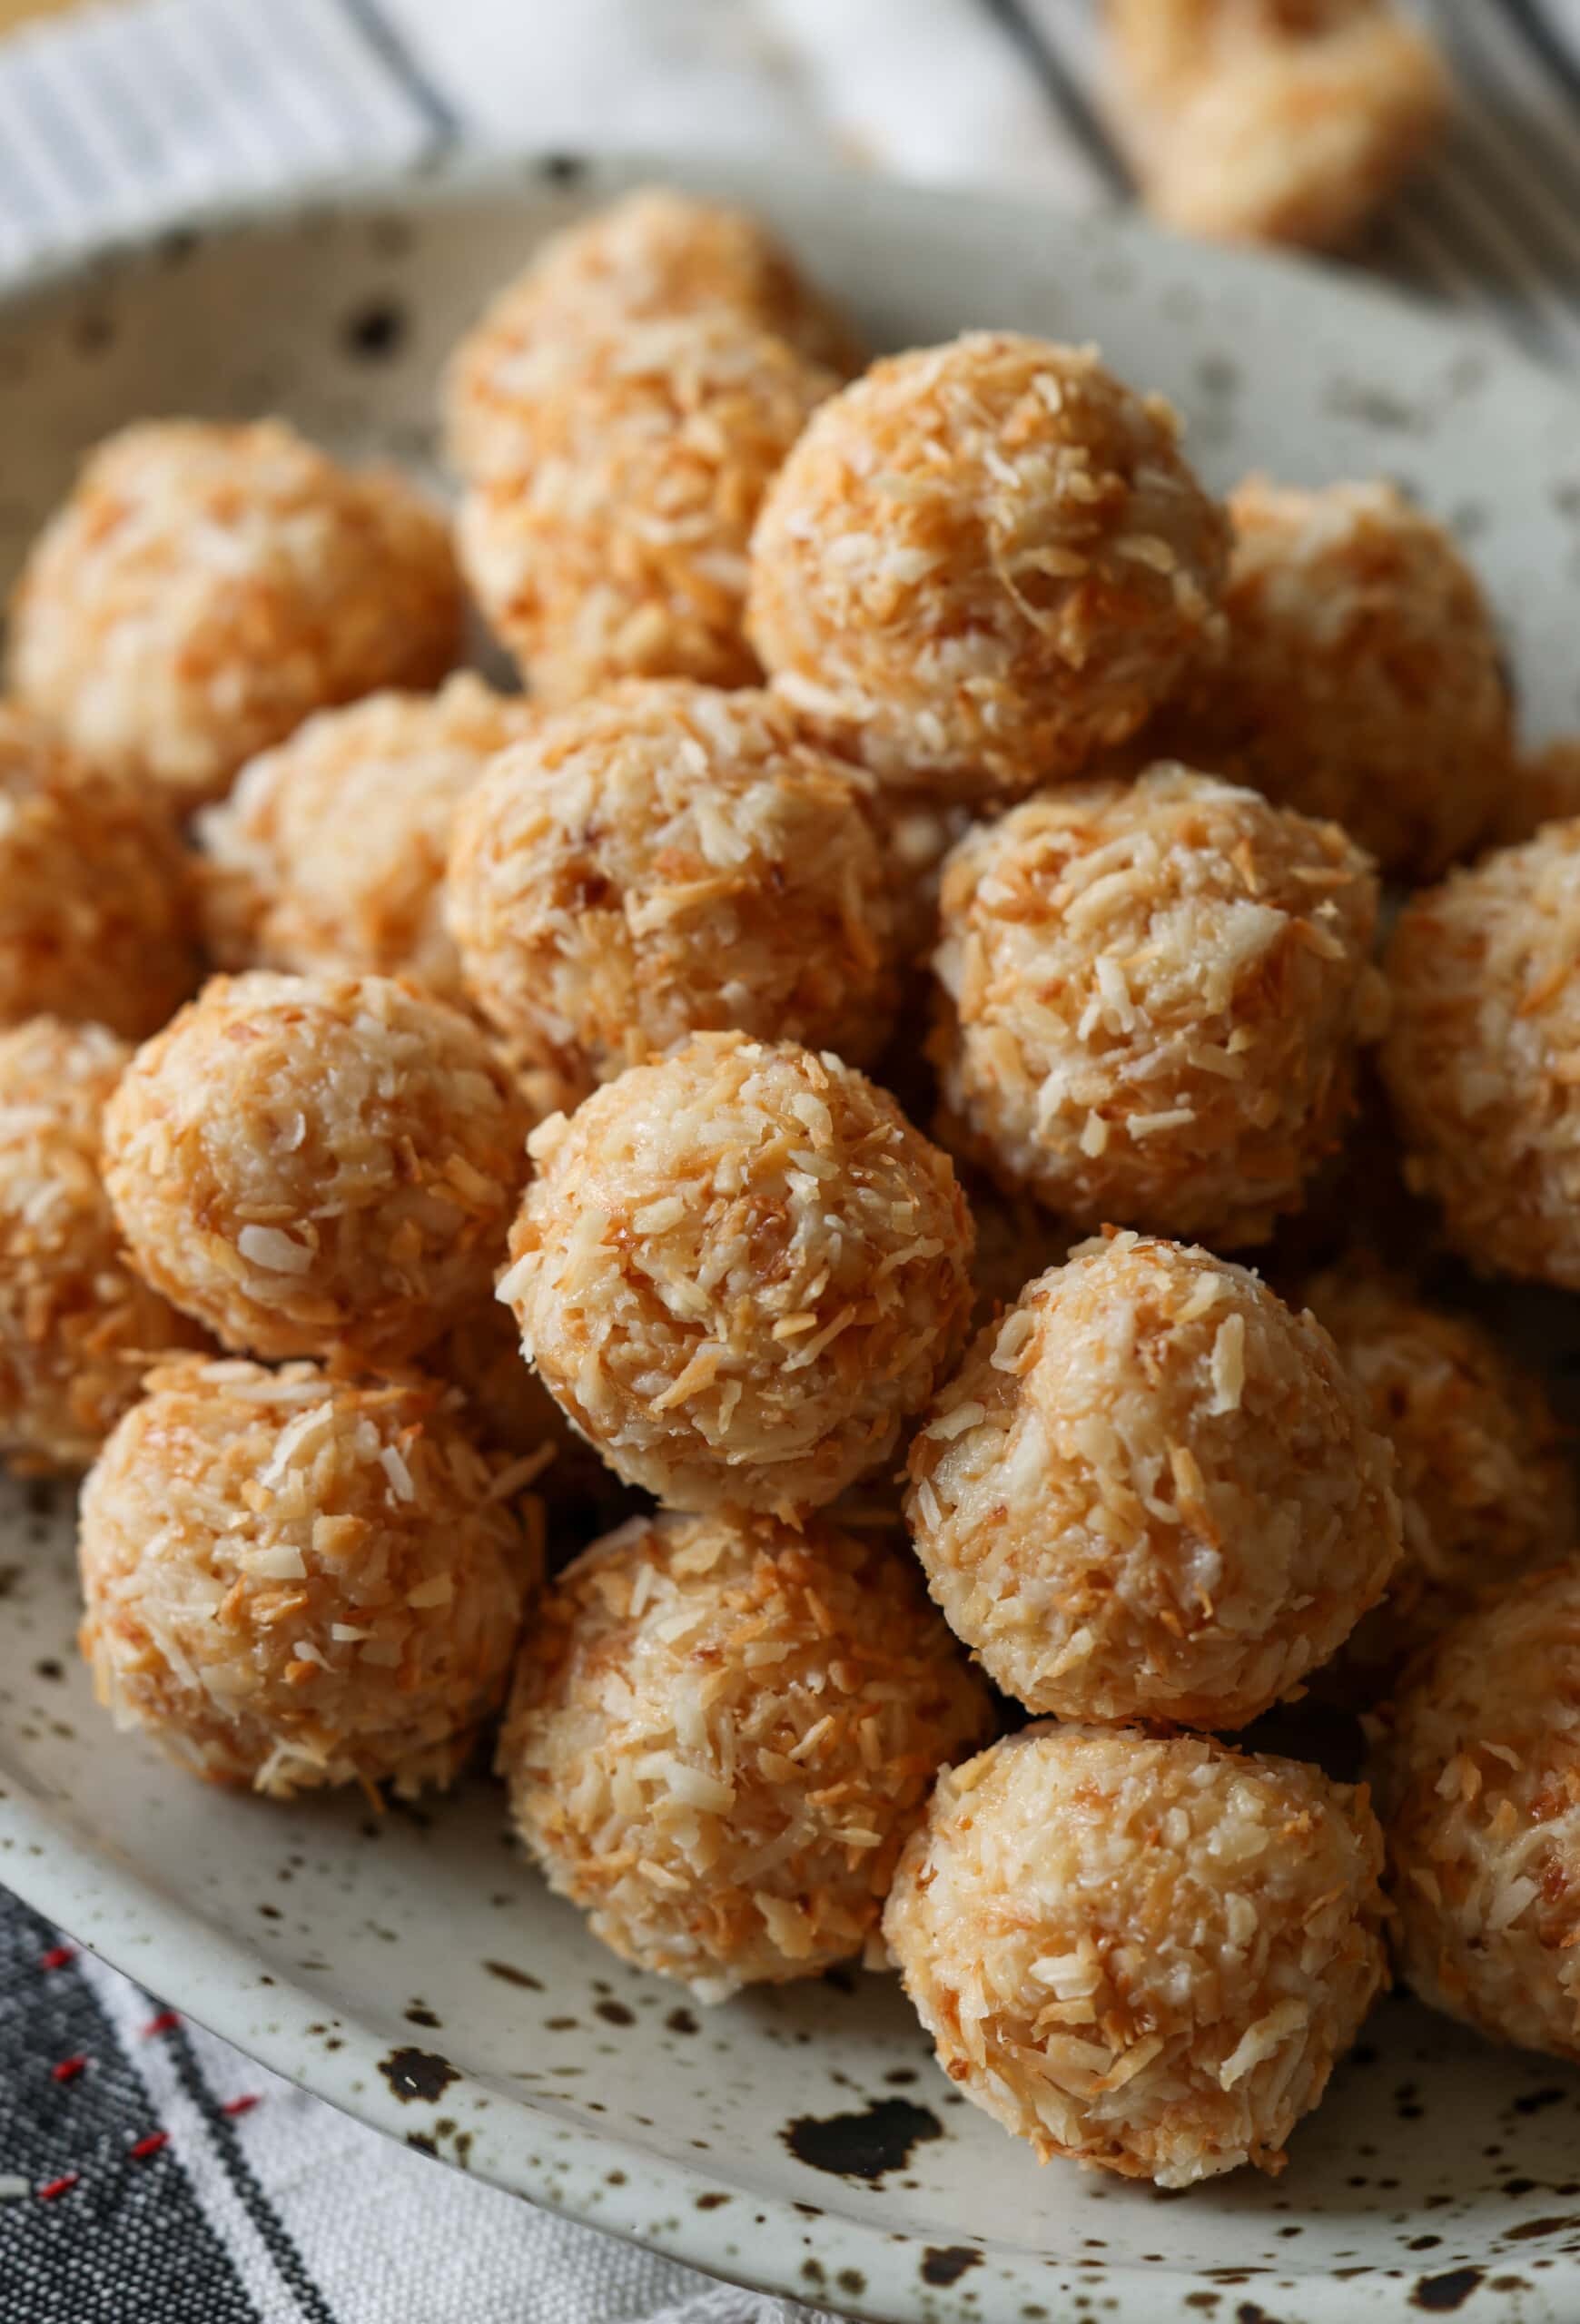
[5,153,1580,2324]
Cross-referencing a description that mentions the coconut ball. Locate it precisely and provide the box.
[446,681,897,1088]
[1158,478,1511,880]
[198,676,537,1006]
[933,766,1384,1246]
[499,1032,974,1517]
[0,1019,203,1473]
[499,1507,992,1998]
[456,313,835,706]
[446,186,858,478]
[1101,1,1450,251]
[0,704,199,1039]
[103,971,530,1364]
[906,1233,1399,1726]
[1382,826,1580,1289]
[1378,1565,1580,2063]
[78,1357,534,1797]
[8,420,462,809]
[746,333,1229,800]
[1306,1265,1576,1695]
[884,1723,1387,2184]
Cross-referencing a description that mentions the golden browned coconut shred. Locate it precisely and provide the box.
[456,313,837,704]
[0,705,200,1041]
[499,1508,992,2000]
[78,1358,538,1800]
[499,1031,975,1517]
[1383,823,1580,1291]
[21,181,1579,2196]
[198,675,538,1005]
[884,1723,1388,2186]
[747,333,1229,799]
[8,419,461,809]
[905,1233,1400,1728]
[103,970,530,1364]
[444,184,860,481]
[932,765,1385,1246]
[446,679,898,1091]
[1377,1565,1580,2066]
[0,1019,203,1473]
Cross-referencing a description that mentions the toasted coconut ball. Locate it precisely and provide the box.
[8,420,462,809]
[884,1724,1387,2184]
[1160,478,1510,880]
[499,1508,992,1998]
[0,1020,203,1473]
[198,677,537,1005]
[1494,738,1580,850]
[1101,0,1449,251]
[103,972,530,1364]
[0,704,199,1039]
[1306,1266,1576,1696]
[746,333,1229,801]
[906,1234,1399,1726]
[499,1032,974,1516]
[933,767,1384,1246]
[447,682,897,1086]
[1382,827,1580,1289]
[1378,1565,1580,2062]
[78,1358,534,1797]
[456,315,835,706]
[446,187,858,479]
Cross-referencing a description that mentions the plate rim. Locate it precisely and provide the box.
[3,145,1579,2323]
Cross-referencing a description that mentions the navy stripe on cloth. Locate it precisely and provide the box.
[977,0,1128,190]
[160,2015,341,2324]
[332,0,460,141]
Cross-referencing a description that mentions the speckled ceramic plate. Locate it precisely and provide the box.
[5,155,1580,2324]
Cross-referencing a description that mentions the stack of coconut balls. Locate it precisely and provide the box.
[6,186,1580,2195]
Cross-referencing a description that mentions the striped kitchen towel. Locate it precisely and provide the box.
[1,1893,824,2323]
